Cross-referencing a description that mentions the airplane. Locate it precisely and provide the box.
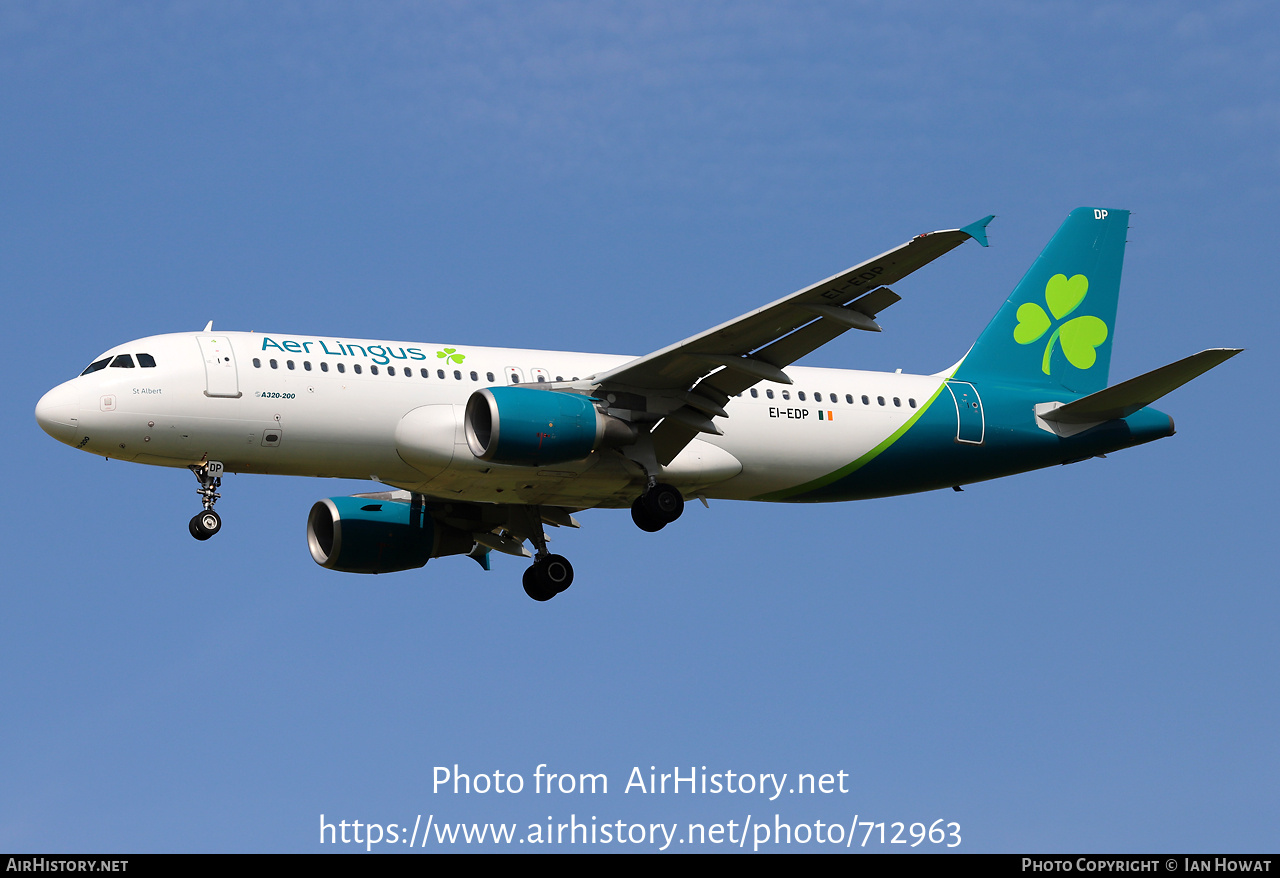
[35,207,1240,601]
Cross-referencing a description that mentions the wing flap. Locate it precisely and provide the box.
[594,225,983,392]
[598,215,993,467]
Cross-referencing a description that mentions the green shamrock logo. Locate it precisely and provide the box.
[436,348,465,365]
[1013,274,1108,375]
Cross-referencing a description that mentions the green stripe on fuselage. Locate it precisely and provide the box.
[756,381,1174,503]
[754,379,952,502]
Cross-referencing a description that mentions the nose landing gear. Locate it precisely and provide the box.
[189,509,222,540]
[188,461,224,541]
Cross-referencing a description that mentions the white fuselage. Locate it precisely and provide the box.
[37,331,946,509]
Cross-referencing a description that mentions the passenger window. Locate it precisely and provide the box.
[337,363,345,373]
[555,375,563,381]
[253,358,262,368]
[387,366,395,376]
[287,360,295,370]
[893,397,901,407]
[370,365,378,375]
[470,371,478,381]
[814,392,822,402]
[304,361,312,371]
[781,390,790,400]
[438,369,446,379]
[877,396,885,406]
[486,372,495,382]
[750,388,758,398]
[354,364,362,374]
[404,368,411,378]
[845,394,853,404]
[798,391,806,401]
[270,359,278,369]
[137,353,157,368]
[909,398,917,408]
[766,389,774,399]
[321,362,329,373]
[453,370,461,380]
[80,357,112,376]
[861,395,869,405]
[110,354,135,368]
[420,368,429,378]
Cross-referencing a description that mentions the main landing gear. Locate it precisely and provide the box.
[522,554,574,602]
[518,506,575,602]
[630,482,684,532]
[188,461,224,541]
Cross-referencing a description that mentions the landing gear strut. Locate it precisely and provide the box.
[188,461,224,541]
[518,506,575,602]
[630,482,684,532]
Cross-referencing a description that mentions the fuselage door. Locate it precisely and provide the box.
[197,336,242,398]
[946,380,984,444]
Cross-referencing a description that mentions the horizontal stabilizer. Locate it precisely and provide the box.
[1040,348,1242,424]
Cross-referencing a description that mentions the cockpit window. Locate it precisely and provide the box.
[137,353,157,368]
[109,354,135,368]
[80,357,111,376]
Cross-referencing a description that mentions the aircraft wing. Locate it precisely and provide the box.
[591,215,994,464]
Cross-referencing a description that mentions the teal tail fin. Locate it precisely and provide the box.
[954,207,1129,395]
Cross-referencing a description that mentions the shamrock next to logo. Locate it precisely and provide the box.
[1013,273,1108,375]
[436,347,465,365]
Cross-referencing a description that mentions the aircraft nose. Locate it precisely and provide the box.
[35,383,81,445]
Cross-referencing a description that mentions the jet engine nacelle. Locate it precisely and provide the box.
[463,386,634,466]
[307,496,474,574]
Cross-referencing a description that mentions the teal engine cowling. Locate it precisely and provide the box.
[464,386,634,466]
[307,496,474,574]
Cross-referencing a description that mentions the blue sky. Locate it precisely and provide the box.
[3,1,1275,852]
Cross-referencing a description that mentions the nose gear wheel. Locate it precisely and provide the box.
[188,461,225,541]
[189,509,222,540]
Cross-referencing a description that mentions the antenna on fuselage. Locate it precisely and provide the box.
[203,321,213,332]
